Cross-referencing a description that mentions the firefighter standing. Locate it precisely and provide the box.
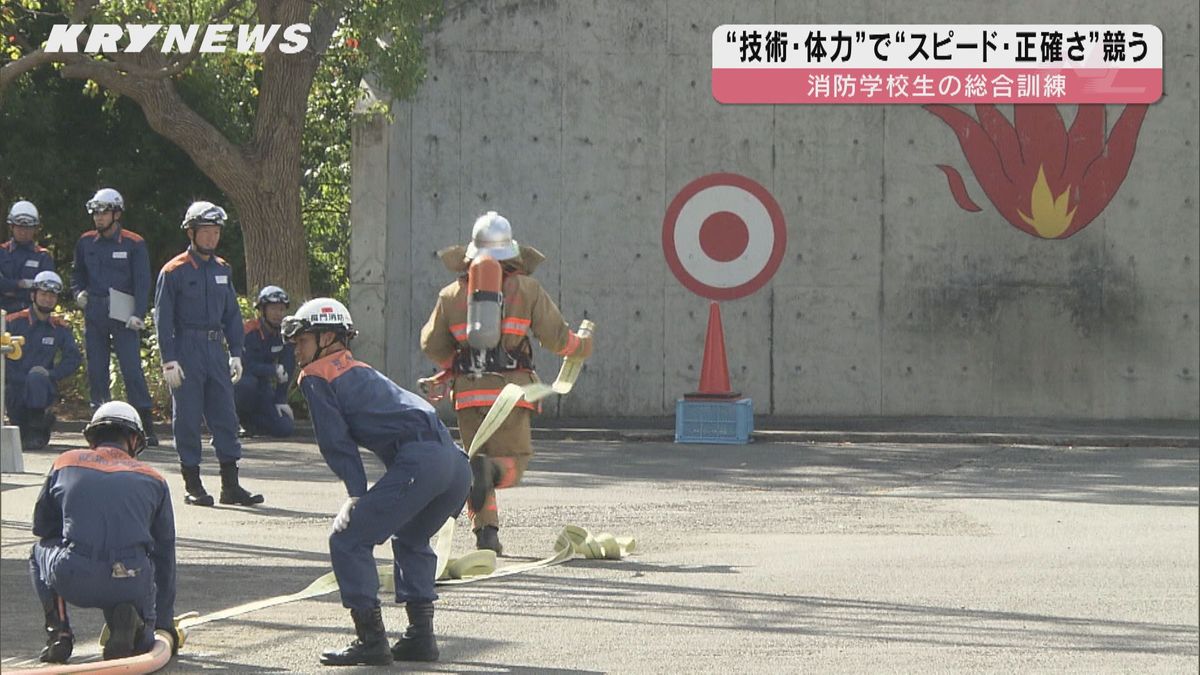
[71,188,158,445]
[29,401,179,664]
[154,201,262,507]
[420,211,592,555]
[284,298,471,667]
[3,271,81,449]
[234,285,296,438]
[1,200,55,314]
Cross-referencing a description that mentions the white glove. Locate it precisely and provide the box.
[75,290,88,309]
[275,403,294,420]
[126,316,145,330]
[162,361,185,389]
[332,497,359,533]
[28,365,50,377]
[229,356,243,384]
[275,363,289,384]
[17,278,33,289]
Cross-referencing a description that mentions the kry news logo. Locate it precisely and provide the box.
[42,24,312,54]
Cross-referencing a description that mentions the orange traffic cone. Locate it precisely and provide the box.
[688,302,740,399]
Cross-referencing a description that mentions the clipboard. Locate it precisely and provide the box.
[108,288,136,323]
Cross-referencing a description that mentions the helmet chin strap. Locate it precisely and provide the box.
[33,301,56,315]
[188,227,217,255]
[312,333,348,363]
[96,219,115,236]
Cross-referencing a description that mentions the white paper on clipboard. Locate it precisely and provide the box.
[108,288,136,323]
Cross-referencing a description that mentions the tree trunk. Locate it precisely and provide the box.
[19,0,340,303]
[226,162,312,300]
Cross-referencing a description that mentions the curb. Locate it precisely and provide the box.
[532,428,1199,448]
[46,420,1199,448]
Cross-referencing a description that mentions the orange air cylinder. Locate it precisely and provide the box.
[466,254,503,350]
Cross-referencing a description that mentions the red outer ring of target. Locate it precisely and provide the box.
[662,172,787,301]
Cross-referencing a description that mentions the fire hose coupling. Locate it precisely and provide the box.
[2,332,26,360]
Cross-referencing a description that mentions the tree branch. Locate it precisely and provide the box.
[4,0,251,87]
[0,49,68,91]
[0,0,98,91]
[251,0,338,172]
[58,56,255,201]
[107,50,200,79]
[69,0,99,22]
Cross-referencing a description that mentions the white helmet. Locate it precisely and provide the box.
[465,211,519,261]
[256,285,290,309]
[181,201,228,229]
[32,271,64,294]
[86,188,125,214]
[281,298,356,341]
[84,401,146,456]
[7,200,40,227]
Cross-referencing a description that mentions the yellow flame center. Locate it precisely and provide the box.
[1019,165,1076,238]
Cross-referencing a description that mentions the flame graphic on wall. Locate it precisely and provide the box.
[926,104,1149,239]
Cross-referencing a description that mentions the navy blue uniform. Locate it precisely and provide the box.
[234,318,295,437]
[30,444,176,654]
[299,350,470,610]
[0,238,54,314]
[3,309,81,428]
[71,226,152,409]
[155,248,244,467]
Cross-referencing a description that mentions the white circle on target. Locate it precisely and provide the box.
[674,185,775,288]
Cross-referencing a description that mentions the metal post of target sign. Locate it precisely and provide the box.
[1,309,25,472]
[662,173,787,444]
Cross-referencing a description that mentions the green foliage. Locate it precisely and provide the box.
[54,295,308,420]
[3,0,443,302]
[0,68,243,290]
[53,305,174,415]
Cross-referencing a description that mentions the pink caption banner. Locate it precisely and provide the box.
[713,68,1162,104]
[712,24,1163,105]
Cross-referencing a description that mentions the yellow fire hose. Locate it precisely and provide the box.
[7,322,617,671]
[432,319,596,579]
[5,632,173,674]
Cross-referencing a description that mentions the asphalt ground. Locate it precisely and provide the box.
[2,431,1197,673]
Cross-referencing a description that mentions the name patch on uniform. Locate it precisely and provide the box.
[112,251,128,259]
[271,345,283,353]
[24,259,40,268]
[42,337,55,345]
[215,275,228,285]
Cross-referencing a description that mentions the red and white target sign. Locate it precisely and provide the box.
[662,173,787,301]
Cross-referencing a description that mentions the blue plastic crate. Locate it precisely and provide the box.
[675,398,754,444]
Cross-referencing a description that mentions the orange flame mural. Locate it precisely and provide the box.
[926,104,1149,239]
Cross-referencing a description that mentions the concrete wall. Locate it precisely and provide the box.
[351,0,1200,420]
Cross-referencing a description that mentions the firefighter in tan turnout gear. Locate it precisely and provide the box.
[420,211,593,555]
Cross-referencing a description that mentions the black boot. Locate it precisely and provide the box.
[180,464,215,507]
[138,408,159,447]
[474,525,503,555]
[391,601,438,662]
[21,425,40,450]
[468,455,500,515]
[41,411,56,448]
[21,410,51,450]
[320,606,393,666]
[102,602,144,661]
[39,596,73,664]
[219,461,264,505]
